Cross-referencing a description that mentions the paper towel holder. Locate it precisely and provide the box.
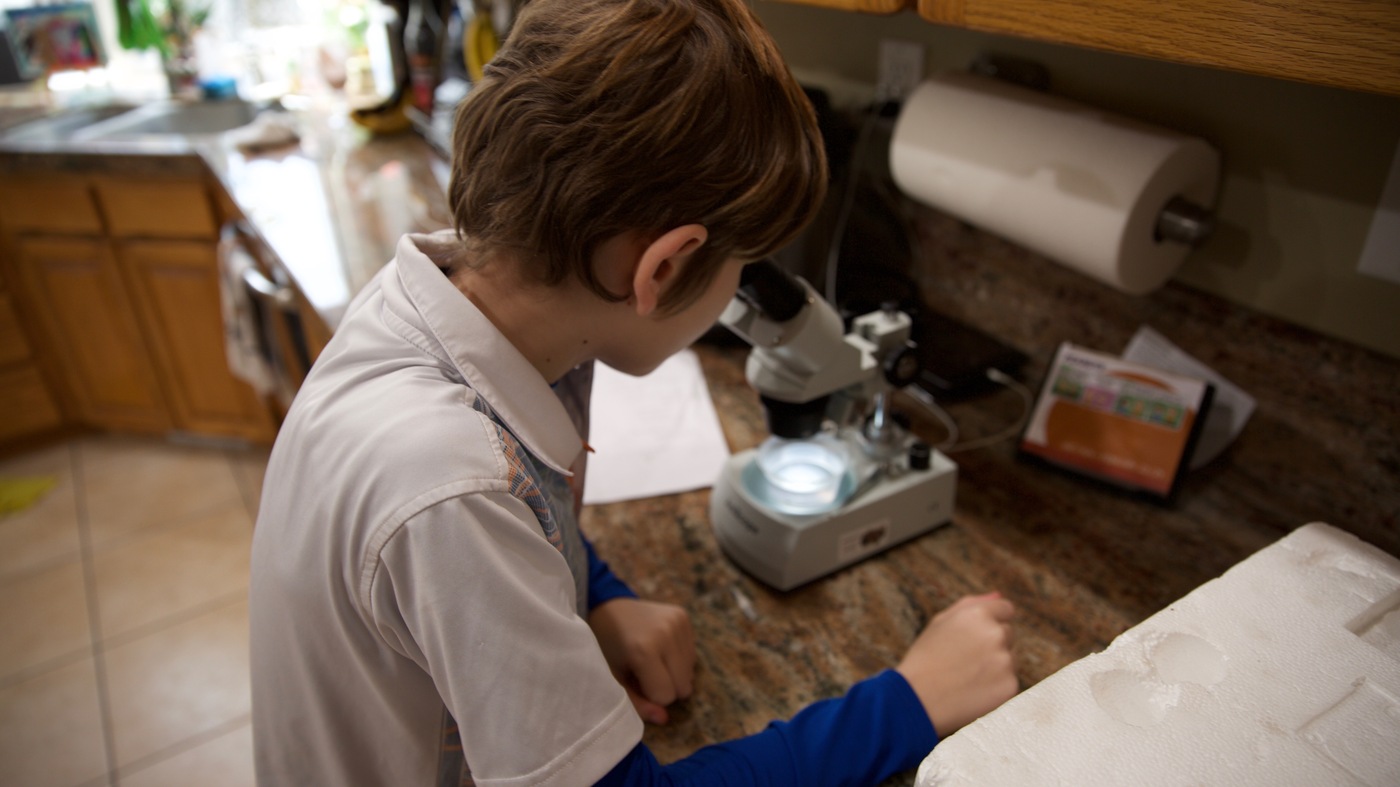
[1156,197,1216,247]
[969,53,1051,93]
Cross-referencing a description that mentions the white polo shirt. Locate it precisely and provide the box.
[249,232,642,786]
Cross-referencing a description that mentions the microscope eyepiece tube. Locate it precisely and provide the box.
[737,258,808,323]
[760,394,830,439]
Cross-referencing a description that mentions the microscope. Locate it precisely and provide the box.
[709,260,957,590]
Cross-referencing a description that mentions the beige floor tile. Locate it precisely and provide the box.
[104,598,251,770]
[77,436,244,548]
[0,658,109,787]
[0,558,91,684]
[92,504,252,642]
[118,722,253,787]
[0,442,81,581]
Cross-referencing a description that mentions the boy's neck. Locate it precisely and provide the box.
[449,261,616,385]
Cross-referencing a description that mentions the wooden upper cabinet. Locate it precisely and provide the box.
[771,0,910,13]
[916,0,1400,96]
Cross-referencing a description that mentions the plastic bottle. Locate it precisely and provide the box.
[404,0,443,113]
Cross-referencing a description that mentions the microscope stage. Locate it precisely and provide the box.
[709,446,956,590]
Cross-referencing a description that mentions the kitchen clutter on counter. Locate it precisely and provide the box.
[226,109,300,153]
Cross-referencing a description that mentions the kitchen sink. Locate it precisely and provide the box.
[70,99,258,140]
[0,103,140,143]
[0,99,259,144]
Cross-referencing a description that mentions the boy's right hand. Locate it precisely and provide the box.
[896,592,1018,736]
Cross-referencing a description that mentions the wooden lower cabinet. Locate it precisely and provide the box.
[0,366,63,442]
[0,171,281,447]
[0,290,63,443]
[11,235,172,434]
[118,239,275,442]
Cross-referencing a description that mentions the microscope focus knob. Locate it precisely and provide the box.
[883,342,921,387]
[909,441,932,471]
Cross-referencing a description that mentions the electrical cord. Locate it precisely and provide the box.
[901,367,1034,454]
[824,101,890,304]
[901,384,958,452]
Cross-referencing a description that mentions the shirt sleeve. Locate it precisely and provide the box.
[595,669,937,787]
[370,489,644,786]
[584,533,637,611]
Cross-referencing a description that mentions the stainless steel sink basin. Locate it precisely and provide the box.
[0,103,140,143]
[71,99,258,140]
[0,99,259,145]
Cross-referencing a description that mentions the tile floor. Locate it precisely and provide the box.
[0,434,269,787]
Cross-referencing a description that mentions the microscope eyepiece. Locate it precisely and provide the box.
[738,258,808,323]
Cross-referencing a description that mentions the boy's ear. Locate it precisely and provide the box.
[632,224,708,317]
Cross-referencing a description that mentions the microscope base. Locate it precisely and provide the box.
[709,448,957,591]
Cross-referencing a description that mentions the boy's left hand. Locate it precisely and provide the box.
[587,598,695,725]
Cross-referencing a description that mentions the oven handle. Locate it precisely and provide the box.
[221,221,296,312]
[240,264,295,311]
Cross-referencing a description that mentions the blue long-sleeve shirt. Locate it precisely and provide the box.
[584,539,938,786]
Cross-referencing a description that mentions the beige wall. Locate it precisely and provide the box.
[753,3,1400,360]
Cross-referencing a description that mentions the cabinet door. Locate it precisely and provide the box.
[0,291,31,366]
[0,292,64,442]
[117,239,276,442]
[0,366,64,442]
[11,236,172,433]
[917,0,1400,96]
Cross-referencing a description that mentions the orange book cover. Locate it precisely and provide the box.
[1019,343,1214,498]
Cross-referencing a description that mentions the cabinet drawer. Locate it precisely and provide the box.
[0,176,103,235]
[0,365,63,441]
[0,292,32,366]
[94,178,219,239]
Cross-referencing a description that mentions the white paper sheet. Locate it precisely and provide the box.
[1122,326,1255,469]
[582,350,732,505]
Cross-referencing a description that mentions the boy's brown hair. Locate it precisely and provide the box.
[448,0,827,313]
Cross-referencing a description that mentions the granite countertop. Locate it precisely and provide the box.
[6,100,1397,781]
[200,107,456,328]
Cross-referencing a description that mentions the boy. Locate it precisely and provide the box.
[248,0,1017,784]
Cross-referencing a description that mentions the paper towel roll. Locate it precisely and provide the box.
[890,73,1220,295]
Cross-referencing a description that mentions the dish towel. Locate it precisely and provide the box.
[217,226,278,397]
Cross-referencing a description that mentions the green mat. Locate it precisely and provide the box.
[0,476,57,517]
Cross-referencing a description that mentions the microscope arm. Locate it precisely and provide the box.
[719,260,879,406]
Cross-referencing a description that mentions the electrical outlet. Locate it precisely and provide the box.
[877,39,925,102]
